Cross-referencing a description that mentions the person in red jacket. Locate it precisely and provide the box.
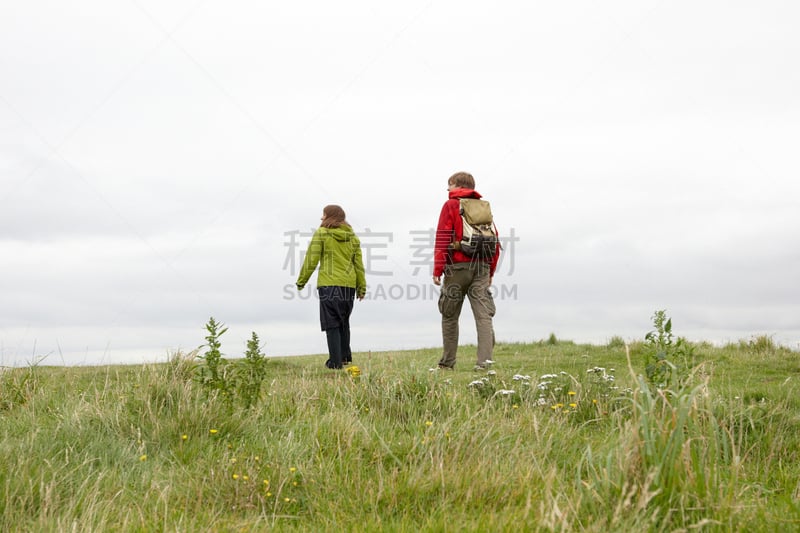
[433,171,500,370]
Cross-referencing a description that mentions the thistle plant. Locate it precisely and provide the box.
[644,310,695,390]
[231,332,269,409]
[197,317,230,397]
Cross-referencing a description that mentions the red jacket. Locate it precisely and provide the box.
[433,188,500,278]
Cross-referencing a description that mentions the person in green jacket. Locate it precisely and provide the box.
[296,205,367,369]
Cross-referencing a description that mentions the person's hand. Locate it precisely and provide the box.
[357,293,365,301]
[433,276,441,286]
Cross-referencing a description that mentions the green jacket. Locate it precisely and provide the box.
[296,225,367,297]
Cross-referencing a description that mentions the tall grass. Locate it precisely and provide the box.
[1,339,799,531]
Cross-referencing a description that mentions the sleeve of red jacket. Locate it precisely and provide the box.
[489,222,500,277]
[433,201,454,278]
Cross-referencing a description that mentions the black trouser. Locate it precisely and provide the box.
[318,286,355,369]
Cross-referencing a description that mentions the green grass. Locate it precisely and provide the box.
[1,339,799,532]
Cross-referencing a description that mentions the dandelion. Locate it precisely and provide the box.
[243,476,249,481]
[592,399,598,404]
[293,481,298,487]
[289,467,297,473]
[231,458,237,464]
[568,391,577,396]
[266,492,273,497]
[425,420,433,427]
[232,474,240,480]
[139,454,147,461]
[284,497,291,503]
[181,434,188,441]
[512,404,519,409]
[569,403,577,408]
[263,479,270,486]
[209,429,218,435]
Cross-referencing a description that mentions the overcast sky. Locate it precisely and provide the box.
[2,1,798,366]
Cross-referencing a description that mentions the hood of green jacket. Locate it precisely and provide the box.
[322,225,356,241]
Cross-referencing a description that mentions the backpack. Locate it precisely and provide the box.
[453,198,499,258]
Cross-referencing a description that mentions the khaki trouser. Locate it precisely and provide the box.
[437,261,496,368]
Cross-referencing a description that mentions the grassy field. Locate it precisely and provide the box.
[1,334,799,532]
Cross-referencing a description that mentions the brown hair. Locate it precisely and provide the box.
[448,171,475,189]
[320,204,349,228]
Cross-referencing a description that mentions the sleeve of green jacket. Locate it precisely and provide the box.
[353,236,367,298]
[296,230,323,291]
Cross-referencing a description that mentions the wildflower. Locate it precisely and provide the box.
[139,454,147,461]
[284,497,291,503]
[209,429,218,435]
[425,420,433,427]
[266,492,272,497]
[568,391,576,396]
[181,434,188,441]
[512,374,531,381]
[289,467,297,473]
[512,404,519,409]
[243,476,249,481]
[232,474,240,480]
[569,403,577,408]
[346,365,361,377]
[494,389,516,397]
[292,481,298,487]
[231,457,237,464]
[487,370,497,376]
[263,479,270,486]
[592,399,598,404]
